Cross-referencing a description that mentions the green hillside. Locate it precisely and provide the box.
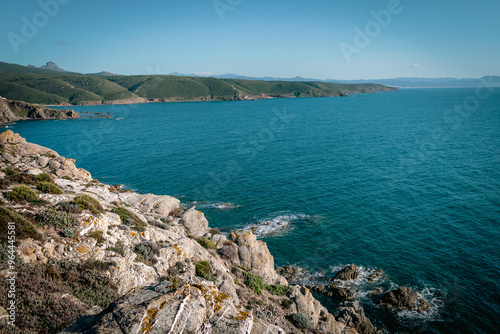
[0,62,397,105]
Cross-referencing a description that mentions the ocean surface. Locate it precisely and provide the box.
[8,88,500,333]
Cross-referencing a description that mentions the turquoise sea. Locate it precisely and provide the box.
[8,88,500,333]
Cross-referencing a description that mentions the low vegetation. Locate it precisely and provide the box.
[106,240,125,256]
[73,194,104,214]
[243,271,289,296]
[112,206,147,231]
[36,208,78,230]
[288,312,313,331]
[36,181,63,194]
[134,240,160,266]
[197,237,217,249]
[195,260,215,281]
[0,205,42,241]
[89,230,105,244]
[34,172,54,183]
[6,185,39,203]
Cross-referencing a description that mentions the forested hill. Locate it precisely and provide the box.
[0,62,397,105]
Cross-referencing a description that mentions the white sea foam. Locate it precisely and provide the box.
[185,201,240,210]
[244,212,308,237]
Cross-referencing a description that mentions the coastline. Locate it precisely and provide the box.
[0,129,430,334]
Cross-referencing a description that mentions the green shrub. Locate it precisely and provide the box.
[0,206,42,242]
[89,230,105,244]
[243,271,289,296]
[0,261,89,334]
[134,241,159,265]
[61,175,73,181]
[36,182,63,194]
[195,260,215,281]
[266,284,289,296]
[73,194,103,214]
[112,207,147,231]
[6,185,38,202]
[61,228,75,238]
[2,167,36,185]
[244,272,266,295]
[289,313,313,331]
[197,237,217,249]
[36,208,78,230]
[210,228,221,235]
[34,173,54,183]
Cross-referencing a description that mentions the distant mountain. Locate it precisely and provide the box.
[87,71,120,76]
[168,72,500,88]
[39,61,68,72]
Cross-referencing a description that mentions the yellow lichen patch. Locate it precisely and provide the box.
[76,246,91,254]
[203,286,229,313]
[233,310,249,321]
[173,244,182,257]
[130,232,138,237]
[140,307,159,334]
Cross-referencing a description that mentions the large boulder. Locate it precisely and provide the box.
[122,192,180,219]
[334,264,360,281]
[378,287,430,312]
[288,285,348,334]
[181,206,210,237]
[229,230,287,285]
[335,300,378,334]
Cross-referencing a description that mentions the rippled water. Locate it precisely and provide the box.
[8,88,500,333]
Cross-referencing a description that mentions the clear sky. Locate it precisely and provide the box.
[1,0,499,80]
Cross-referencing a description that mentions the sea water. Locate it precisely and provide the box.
[9,88,500,333]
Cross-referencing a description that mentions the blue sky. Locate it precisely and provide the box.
[1,0,499,79]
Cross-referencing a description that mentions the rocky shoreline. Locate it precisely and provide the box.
[0,130,429,333]
[0,97,80,126]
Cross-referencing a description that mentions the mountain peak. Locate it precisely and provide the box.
[40,61,68,72]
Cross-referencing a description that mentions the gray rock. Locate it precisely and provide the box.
[336,300,378,334]
[38,155,50,167]
[229,230,287,285]
[334,264,360,281]
[48,159,61,170]
[378,287,430,312]
[182,206,210,237]
[327,283,355,301]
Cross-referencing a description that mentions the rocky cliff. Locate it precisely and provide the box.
[0,131,383,334]
[0,98,80,126]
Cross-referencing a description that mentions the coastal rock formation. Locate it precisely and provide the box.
[0,131,373,334]
[334,264,360,281]
[336,301,379,334]
[0,130,91,181]
[229,230,287,285]
[378,287,430,312]
[181,206,210,237]
[0,97,80,125]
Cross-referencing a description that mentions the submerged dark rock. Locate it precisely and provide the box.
[334,264,360,281]
[378,287,430,312]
